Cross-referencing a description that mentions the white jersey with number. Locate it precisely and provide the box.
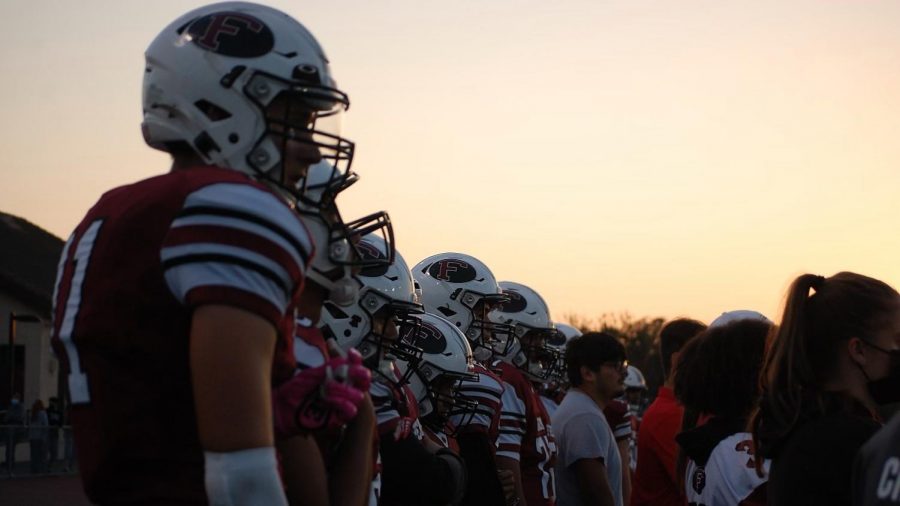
[684,432,769,506]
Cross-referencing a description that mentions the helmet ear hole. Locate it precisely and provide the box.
[323,301,348,319]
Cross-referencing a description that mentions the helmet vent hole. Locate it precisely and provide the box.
[228,133,239,144]
[437,307,457,318]
[220,66,246,89]
[324,301,348,319]
[194,100,232,121]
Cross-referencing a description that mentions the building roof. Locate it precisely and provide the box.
[0,212,64,318]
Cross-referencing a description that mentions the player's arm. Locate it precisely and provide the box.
[495,455,527,506]
[617,437,632,506]
[328,393,375,506]
[573,457,615,506]
[190,304,287,505]
[278,435,329,506]
[496,378,528,506]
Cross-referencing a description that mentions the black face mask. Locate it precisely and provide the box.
[861,341,900,406]
[868,363,900,406]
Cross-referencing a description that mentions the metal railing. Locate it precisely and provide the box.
[1,424,77,478]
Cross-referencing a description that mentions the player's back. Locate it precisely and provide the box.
[51,167,308,505]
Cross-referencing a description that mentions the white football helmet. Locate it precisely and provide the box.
[709,309,772,328]
[143,2,353,200]
[394,314,478,432]
[490,281,557,381]
[412,253,511,363]
[297,162,393,306]
[320,233,422,376]
[554,323,583,341]
[624,365,647,390]
[624,364,648,418]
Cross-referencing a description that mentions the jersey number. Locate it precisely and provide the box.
[735,439,757,469]
[54,219,104,405]
[534,418,557,499]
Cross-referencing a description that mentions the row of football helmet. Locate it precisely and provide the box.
[140,2,638,425]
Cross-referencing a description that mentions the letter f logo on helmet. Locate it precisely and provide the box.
[428,259,475,283]
[196,13,263,51]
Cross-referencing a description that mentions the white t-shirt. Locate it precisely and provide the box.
[551,389,623,506]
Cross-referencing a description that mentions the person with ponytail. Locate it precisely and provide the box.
[750,272,900,506]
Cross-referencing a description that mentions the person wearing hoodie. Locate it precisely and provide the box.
[673,316,772,506]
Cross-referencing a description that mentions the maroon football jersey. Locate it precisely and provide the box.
[604,397,634,442]
[451,363,504,444]
[494,361,557,506]
[50,167,312,505]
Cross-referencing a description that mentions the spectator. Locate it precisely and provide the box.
[552,331,628,506]
[853,408,900,506]
[29,399,48,474]
[674,317,772,505]
[631,319,706,506]
[3,392,25,474]
[751,272,900,505]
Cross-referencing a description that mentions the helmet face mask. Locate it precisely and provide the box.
[490,281,557,380]
[497,328,558,382]
[296,163,394,306]
[246,72,353,199]
[545,323,579,392]
[321,235,422,383]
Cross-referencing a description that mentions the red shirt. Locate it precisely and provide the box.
[631,386,685,506]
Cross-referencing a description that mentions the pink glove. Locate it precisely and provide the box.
[317,346,372,425]
[272,346,373,436]
[273,364,327,436]
[327,346,372,393]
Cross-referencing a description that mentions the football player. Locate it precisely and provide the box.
[413,253,514,506]
[320,237,473,506]
[391,313,481,503]
[542,323,582,416]
[278,179,397,506]
[490,281,559,506]
[50,3,370,504]
[397,313,479,449]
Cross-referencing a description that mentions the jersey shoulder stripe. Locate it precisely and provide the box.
[162,181,312,323]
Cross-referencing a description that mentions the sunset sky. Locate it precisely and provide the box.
[1,0,898,324]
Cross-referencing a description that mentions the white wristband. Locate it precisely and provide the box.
[204,447,287,506]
